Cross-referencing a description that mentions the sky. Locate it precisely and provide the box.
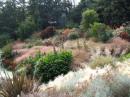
[75,0,81,5]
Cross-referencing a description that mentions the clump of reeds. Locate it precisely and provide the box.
[0,72,39,97]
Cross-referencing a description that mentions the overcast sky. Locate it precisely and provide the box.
[75,0,80,5]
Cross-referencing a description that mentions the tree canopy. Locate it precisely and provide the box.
[0,0,73,34]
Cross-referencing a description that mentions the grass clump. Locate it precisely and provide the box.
[89,56,115,69]
[0,73,37,97]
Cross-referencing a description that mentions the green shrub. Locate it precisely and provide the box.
[80,9,99,31]
[16,51,72,83]
[2,43,13,59]
[120,53,130,61]
[89,56,115,69]
[17,16,36,40]
[90,22,113,42]
[68,32,79,40]
[0,34,12,48]
[34,51,73,83]
[16,52,44,76]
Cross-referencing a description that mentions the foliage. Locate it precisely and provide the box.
[82,74,130,97]
[0,73,37,97]
[68,31,80,40]
[2,43,13,59]
[110,74,130,97]
[24,38,43,48]
[29,0,72,29]
[90,22,113,42]
[82,76,111,97]
[0,0,130,43]
[0,0,72,40]
[2,59,16,70]
[96,0,130,26]
[19,64,130,97]
[120,53,130,61]
[16,51,72,83]
[34,51,73,83]
[17,16,36,40]
[80,9,99,31]
[90,22,108,37]
[0,0,18,33]
[124,25,130,41]
[0,33,12,48]
[16,52,44,77]
[41,26,55,39]
[65,22,79,29]
[70,0,96,25]
[89,56,115,69]
[125,25,130,34]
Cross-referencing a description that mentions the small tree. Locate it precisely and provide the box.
[80,9,99,31]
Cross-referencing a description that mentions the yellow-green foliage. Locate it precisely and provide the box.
[80,9,99,31]
[89,56,114,69]
[120,53,130,61]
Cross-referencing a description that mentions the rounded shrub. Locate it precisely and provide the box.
[68,32,79,40]
[90,22,113,42]
[34,51,73,83]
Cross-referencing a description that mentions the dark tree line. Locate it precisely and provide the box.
[0,0,73,38]
[70,0,130,27]
[0,0,130,44]
[96,0,130,26]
